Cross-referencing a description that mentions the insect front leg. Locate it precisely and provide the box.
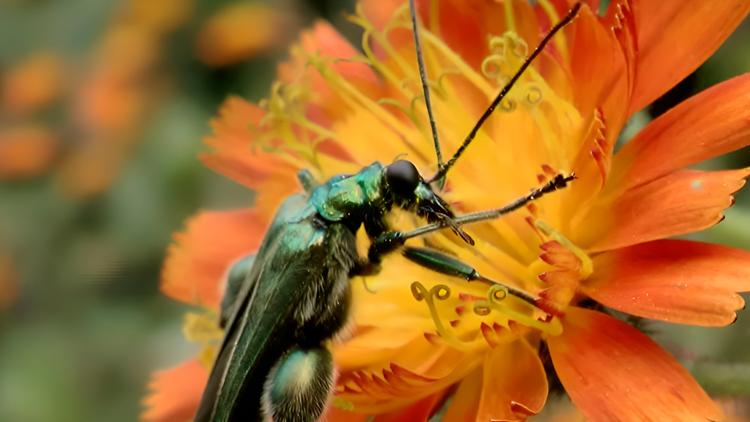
[371,172,576,250]
[402,246,538,305]
[262,345,334,422]
[346,211,393,277]
[366,231,407,265]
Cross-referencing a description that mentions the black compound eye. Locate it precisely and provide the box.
[386,160,421,197]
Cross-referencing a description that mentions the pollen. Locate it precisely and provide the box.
[182,311,224,368]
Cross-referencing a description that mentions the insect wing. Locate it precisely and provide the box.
[196,195,320,421]
[196,228,321,421]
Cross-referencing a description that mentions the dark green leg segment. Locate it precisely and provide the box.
[367,231,406,264]
[402,246,479,280]
[263,345,334,422]
[366,173,575,263]
[402,246,538,305]
[219,254,255,328]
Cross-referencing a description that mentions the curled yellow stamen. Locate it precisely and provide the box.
[411,281,452,338]
[481,53,506,80]
[500,98,517,112]
[378,97,420,126]
[471,285,563,336]
[411,281,486,351]
[525,85,543,106]
[489,284,509,302]
[509,34,529,59]
[503,0,516,32]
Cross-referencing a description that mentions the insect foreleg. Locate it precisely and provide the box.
[262,345,334,422]
[402,246,538,305]
[367,172,575,260]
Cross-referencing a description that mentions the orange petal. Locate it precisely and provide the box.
[0,126,58,180]
[476,340,548,421]
[325,406,370,422]
[361,0,402,30]
[584,240,750,326]
[142,359,207,422]
[161,209,266,308]
[277,21,382,123]
[337,340,481,413]
[363,0,540,71]
[195,3,287,67]
[297,20,379,89]
[2,52,65,115]
[442,369,481,422]
[373,390,446,422]
[201,96,298,190]
[548,307,723,422]
[0,251,19,310]
[625,1,750,114]
[569,3,629,139]
[613,73,750,191]
[582,168,749,252]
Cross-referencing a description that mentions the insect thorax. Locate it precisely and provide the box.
[309,162,390,224]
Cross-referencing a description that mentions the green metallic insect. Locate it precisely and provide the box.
[195,2,581,421]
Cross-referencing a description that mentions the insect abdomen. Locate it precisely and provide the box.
[262,346,334,422]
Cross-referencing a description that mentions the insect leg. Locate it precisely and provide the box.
[402,246,537,305]
[298,169,319,193]
[262,345,334,422]
[368,172,575,260]
[219,254,256,328]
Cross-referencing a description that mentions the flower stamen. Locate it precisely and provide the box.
[410,281,459,343]
[535,220,593,277]
[182,311,223,368]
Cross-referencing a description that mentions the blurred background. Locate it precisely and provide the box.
[0,0,747,421]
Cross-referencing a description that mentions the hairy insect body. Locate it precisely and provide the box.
[197,161,445,421]
[200,192,357,421]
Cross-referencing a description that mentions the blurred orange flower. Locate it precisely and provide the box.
[1,52,66,116]
[59,0,194,198]
[0,126,59,180]
[0,249,20,310]
[145,1,750,421]
[0,0,193,195]
[195,2,291,67]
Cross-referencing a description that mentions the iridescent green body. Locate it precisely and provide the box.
[195,162,573,422]
[195,161,455,422]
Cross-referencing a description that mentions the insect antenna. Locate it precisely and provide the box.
[427,2,581,184]
[396,172,575,242]
[409,0,445,186]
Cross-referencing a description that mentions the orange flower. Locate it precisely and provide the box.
[144,1,750,421]
[58,0,193,198]
[195,3,291,67]
[1,52,66,116]
[0,249,20,310]
[0,125,59,180]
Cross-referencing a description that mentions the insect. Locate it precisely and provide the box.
[195,2,581,421]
